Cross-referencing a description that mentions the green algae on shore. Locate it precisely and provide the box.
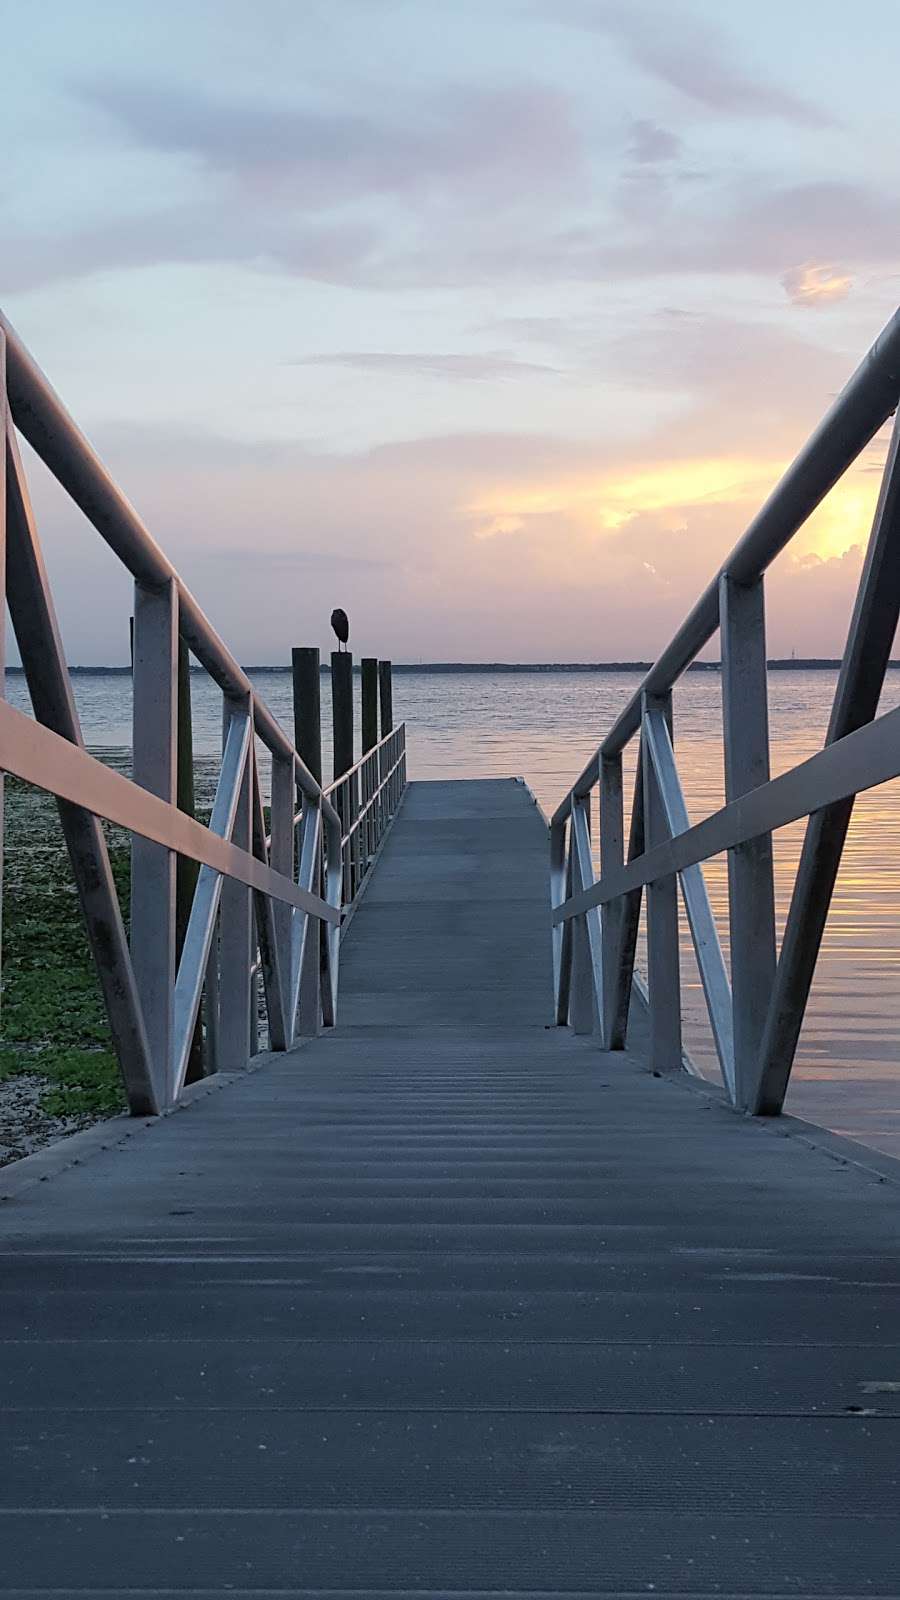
[0,775,126,1162]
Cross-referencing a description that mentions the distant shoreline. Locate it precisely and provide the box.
[9,659,897,676]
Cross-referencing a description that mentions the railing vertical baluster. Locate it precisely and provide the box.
[270,750,296,1041]
[550,816,567,1020]
[130,577,178,1106]
[568,798,596,1035]
[340,776,351,904]
[351,767,362,893]
[641,691,681,1072]
[553,823,574,1025]
[249,749,288,1051]
[359,760,367,866]
[363,754,372,863]
[720,574,776,1109]
[218,696,253,1070]
[290,639,331,1030]
[605,748,640,1049]
[322,797,342,1027]
[599,753,624,1048]
[361,659,378,864]
[296,797,323,1036]
[175,636,204,1084]
[607,749,644,1050]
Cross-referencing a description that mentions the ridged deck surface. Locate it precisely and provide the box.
[2,777,900,1596]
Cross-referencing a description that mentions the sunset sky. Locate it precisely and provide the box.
[3,0,899,663]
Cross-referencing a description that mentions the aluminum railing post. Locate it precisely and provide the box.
[130,577,178,1107]
[218,696,253,1070]
[608,746,644,1049]
[642,691,681,1073]
[720,574,776,1110]
[270,750,296,1041]
[297,802,323,1037]
[600,753,624,1047]
[567,800,594,1034]
[754,412,900,1114]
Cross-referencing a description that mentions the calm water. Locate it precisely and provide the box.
[10,667,900,1157]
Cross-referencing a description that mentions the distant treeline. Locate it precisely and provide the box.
[12,659,900,676]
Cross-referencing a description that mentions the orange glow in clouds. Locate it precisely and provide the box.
[469,456,784,538]
[467,451,882,566]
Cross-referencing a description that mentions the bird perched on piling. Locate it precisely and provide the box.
[330,608,349,651]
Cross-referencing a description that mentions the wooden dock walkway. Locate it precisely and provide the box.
[2,777,900,1595]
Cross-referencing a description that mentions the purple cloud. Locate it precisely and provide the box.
[554,2,834,128]
[292,350,559,380]
[79,78,583,207]
[5,168,889,299]
[529,178,898,285]
[0,74,585,295]
[627,119,682,163]
[0,208,379,295]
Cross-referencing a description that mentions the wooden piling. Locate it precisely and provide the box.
[361,658,378,753]
[332,651,355,896]
[331,651,354,782]
[379,659,393,737]
[291,647,322,786]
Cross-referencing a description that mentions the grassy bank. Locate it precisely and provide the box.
[0,775,127,1163]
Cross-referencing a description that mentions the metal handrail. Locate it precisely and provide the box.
[551,306,900,1119]
[326,724,408,905]
[323,726,400,796]
[0,313,345,1118]
[553,306,900,820]
[273,723,406,841]
[0,313,335,818]
[252,728,406,987]
[259,726,406,934]
[335,754,405,847]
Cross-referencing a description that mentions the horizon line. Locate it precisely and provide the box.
[8,659,898,675]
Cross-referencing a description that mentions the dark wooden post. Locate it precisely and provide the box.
[291,648,324,1007]
[379,659,393,737]
[331,650,355,896]
[360,658,379,863]
[361,657,378,753]
[331,651,354,781]
[291,646,322,785]
[175,637,203,1082]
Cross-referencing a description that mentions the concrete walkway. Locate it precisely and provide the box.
[1,778,900,1594]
